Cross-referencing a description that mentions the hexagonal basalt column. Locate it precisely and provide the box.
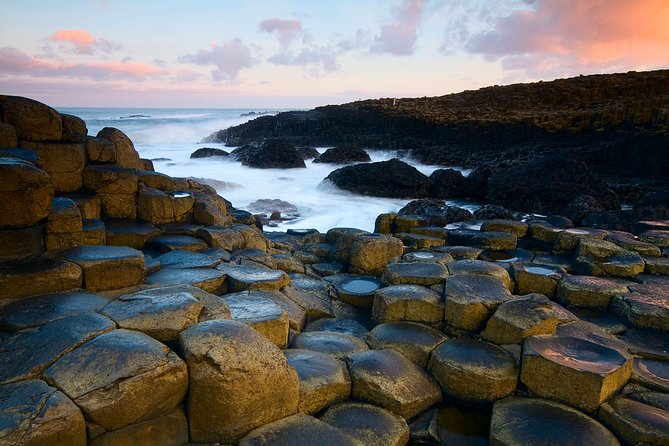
[521,335,632,412]
[372,284,444,328]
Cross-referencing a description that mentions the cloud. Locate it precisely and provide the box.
[269,48,338,73]
[259,18,302,46]
[50,29,122,55]
[372,0,428,56]
[465,0,669,77]
[0,47,165,80]
[178,39,255,81]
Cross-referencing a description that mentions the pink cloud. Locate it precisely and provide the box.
[373,0,428,56]
[466,0,669,76]
[0,47,165,80]
[50,29,122,55]
[259,18,303,46]
[178,39,255,81]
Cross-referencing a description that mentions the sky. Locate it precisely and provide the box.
[1,0,668,108]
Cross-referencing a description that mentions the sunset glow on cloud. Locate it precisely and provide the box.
[1,0,666,107]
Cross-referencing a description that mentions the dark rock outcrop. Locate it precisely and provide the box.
[325,159,429,198]
[191,147,229,158]
[398,199,474,226]
[428,169,467,198]
[486,156,620,216]
[297,147,320,160]
[314,146,371,164]
[231,139,305,169]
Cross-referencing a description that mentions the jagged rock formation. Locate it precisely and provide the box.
[205,70,669,180]
[1,95,668,446]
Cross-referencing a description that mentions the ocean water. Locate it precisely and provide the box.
[60,107,477,232]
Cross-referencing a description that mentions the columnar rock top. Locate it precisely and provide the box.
[0,95,668,445]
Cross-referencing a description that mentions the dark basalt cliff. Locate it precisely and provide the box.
[205,70,669,178]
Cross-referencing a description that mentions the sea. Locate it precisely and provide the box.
[59,107,478,233]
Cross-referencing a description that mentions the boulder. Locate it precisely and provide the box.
[511,263,566,297]
[96,127,144,169]
[326,274,379,310]
[556,275,631,310]
[0,157,54,229]
[303,318,369,339]
[145,268,226,294]
[0,122,18,148]
[238,413,360,446]
[45,197,83,250]
[349,234,404,275]
[0,379,86,446]
[60,113,86,142]
[86,136,116,164]
[598,393,669,446]
[190,147,229,158]
[382,262,449,286]
[0,95,62,141]
[20,141,86,192]
[289,331,369,360]
[0,225,45,263]
[347,349,442,419]
[366,322,448,367]
[447,259,513,291]
[284,349,351,415]
[320,402,410,446]
[216,263,290,292]
[179,320,299,443]
[313,146,371,164]
[372,284,444,328]
[521,335,632,412]
[146,234,208,252]
[325,159,430,198]
[428,339,518,405]
[232,138,306,168]
[44,329,188,432]
[486,156,620,216]
[490,397,620,446]
[222,292,290,348]
[428,168,467,198]
[0,313,114,384]
[82,165,139,220]
[474,204,517,221]
[481,294,558,345]
[101,290,204,342]
[56,245,145,291]
[398,199,474,226]
[610,287,669,331]
[0,258,82,301]
[87,407,188,446]
[481,219,527,237]
[448,229,518,251]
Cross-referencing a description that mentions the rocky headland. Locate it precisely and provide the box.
[1,91,668,446]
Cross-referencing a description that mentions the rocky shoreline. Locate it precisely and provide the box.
[1,95,668,445]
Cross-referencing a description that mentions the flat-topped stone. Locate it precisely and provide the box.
[481,294,557,345]
[55,245,145,291]
[0,313,115,384]
[490,397,620,446]
[325,274,380,309]
[367,322,448,367]
[632,358,669,393]
[0,258,82,301]
[320,402,410,446]
[105,222,161,248]
[196,226,244,251]
[349,233,404,275]
[180,320,299,443]
[554,228,609,252]
[428,339,518,406]
[610,290,669,331]
[372,284,444,328]
[44,197,83,250]
[44,329,188,432]
[511,263,566,297]
[0,291,109,330]
[216,263,290,292]
[238,413,360,446]
[101,290,203,341]
[442,274,513,333]
[303,318,369,339]
[382,262,449,286]
[481,219,528,237]
[479,248,534,265]
[639,229,669,248]
[598,393,669,446]
[528,221,563,244]
[347,348,442,419]
[568,307,627,335]
[82,218,105,245]
[289,331,369,360]
[0,379,86,446]
[447,259,513,291]
[282,286,334,320]
[531,254,574,273]
[574,251,645,278]
[87,406,188,446]
[402,250,453,264]
[556,275,631,310]
[448,229,518,251]
[606,231,662,257]
[0,225,45,263]
[521,335,633,412]
[222,292,289,348]
[284,349,350,415]
[434,245,483,260]
[155,249,222,269]
[146,234,208,252]
[644,255,669,275]
[241,290,306,331]
[145,268,226,294]
[396,232,445,250]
